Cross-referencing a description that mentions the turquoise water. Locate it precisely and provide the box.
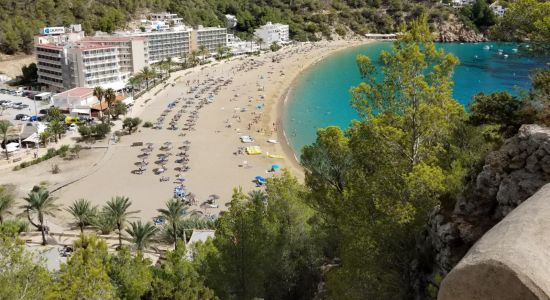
[283,42,549,155]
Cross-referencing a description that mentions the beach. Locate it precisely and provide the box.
[0,39,371,229]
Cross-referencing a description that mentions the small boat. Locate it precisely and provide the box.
[483,45,490,50]
[512,48,518,52]
[504,54,509,58]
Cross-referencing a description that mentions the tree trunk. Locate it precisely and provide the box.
[80,222,84,234]
[39,213,46,246]
[118,222,122,249]
[26,209,39,229]
[3,137,8,160]
[173,222,178,250]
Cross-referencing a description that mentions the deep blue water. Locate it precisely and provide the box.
[283,42,549,155]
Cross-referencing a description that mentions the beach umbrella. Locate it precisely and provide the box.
[271,164,280,170]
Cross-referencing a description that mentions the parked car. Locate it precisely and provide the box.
[15,114,27,120]
[21,115,30,121]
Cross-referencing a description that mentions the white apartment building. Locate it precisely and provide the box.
[227,34,260,55]
[36,26,147,91]
[150,12,184,26]
[117,27,192,63]
[253,22,290,46]
[36,13,231,91]
[191,26,228,53]
[225,14,238,28]
[490,2,506,17]
[451,0,475,8]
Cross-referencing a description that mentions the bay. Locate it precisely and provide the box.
[283,42,549,155]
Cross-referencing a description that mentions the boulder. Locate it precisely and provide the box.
[438,184,550,300]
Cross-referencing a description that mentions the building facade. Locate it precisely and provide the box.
[122,28,192,63]
[191,26,228,53]
[36,14,234,91]
[36,27,146,91]
[253,22,290,46]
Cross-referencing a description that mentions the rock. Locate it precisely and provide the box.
[433,15,487,43]
[414,125,550,298]
[438,184,550,300]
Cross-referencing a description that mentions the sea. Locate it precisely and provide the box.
[283,42,550,156]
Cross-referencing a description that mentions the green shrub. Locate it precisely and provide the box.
[142,121,153,128]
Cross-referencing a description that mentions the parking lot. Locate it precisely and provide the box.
[0,89,51,125]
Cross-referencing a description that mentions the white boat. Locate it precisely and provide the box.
[267,139,278,144]
[512,48,518,52]
[483,45,490,50]
[504,54,509,58]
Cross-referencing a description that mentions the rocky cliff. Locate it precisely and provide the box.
[415,124,550,297]
[433,16,488,43]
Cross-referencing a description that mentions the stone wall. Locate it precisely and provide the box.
[415,125,550,298]
[438,183,550,299]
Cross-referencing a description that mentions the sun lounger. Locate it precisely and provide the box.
[246,146,262,155]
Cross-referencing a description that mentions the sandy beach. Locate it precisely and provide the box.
[0,38,372,229]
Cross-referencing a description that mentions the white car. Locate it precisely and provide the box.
[240,135,254,143]
[69,124,78,131]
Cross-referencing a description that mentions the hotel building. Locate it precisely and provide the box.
[36,29,147,91]
[36,14,232,91]
[116,27,192,63]
[191,26,228,53]
[253,22,290,46]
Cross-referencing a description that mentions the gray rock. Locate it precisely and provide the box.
[417,125,550,297]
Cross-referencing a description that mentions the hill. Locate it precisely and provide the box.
[0,0,457,55]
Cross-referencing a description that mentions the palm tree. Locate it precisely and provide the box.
[248,190,267,206]
[198,45,209,64]
[157,199,187,250]
[67,199,97,234]
[189,51,199,67]
[125,220,158,251]
[139,67,156,90]
[0,189,15,224]
[180,53,188,69]
[39,131,51,147]
[93,86,105,123]
[163,57,173,76]
[20,188,61,245]
[47,120,65,143]
[104,88,116,125]
[0,120,13,160]
[104,196,140,249]
[128,75,143,98]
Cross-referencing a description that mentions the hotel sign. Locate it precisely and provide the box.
[43,27,65,35]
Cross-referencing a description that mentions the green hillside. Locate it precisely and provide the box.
[0,0,453,54]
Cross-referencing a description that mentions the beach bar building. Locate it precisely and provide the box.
[51,87,98,117]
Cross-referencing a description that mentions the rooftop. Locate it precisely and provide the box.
[53,87,94,98]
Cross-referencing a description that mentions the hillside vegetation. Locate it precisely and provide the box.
[0,0,453,54]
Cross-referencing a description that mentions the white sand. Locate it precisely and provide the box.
[1,39,372,229]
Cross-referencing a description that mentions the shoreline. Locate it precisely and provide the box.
[276,40,376,173]
[0,39,378,232]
